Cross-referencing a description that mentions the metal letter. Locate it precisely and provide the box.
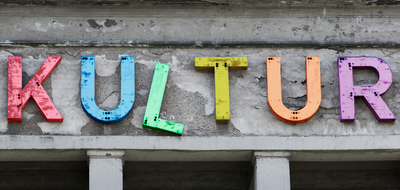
[267,56,321,124]
[81,56,135,124]
[142,62,184,135]
[195,57,248,122]
[338,57,395,122]
[8,56,63,122]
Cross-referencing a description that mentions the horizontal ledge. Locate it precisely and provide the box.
[1,1,400,8]
[1,135,400,161]
[1,40,400,48]
[87,150,125,158]
[2,6,400,18]
[1,135,400,151]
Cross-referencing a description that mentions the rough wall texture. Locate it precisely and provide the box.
[1,1,400,136]
[1,2,400,46]
[0,47,399,136]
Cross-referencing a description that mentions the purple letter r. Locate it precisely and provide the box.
[338,57,395,122]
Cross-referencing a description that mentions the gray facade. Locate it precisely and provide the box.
[1,0,400,189]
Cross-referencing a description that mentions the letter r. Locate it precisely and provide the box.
[338,57,395,122]
[8,56,63,122]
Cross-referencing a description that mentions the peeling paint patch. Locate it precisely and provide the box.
[36,59,90,135]
[172,71,215,115]
[87,19,102,29]
[135,59,157,69]
[94,55,120,77]
[104,19,117,27]
[22,110,35,121]
[30,21,66,32]
[22,55,47,76]
[131,106,146,128]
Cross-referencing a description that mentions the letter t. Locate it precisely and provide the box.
[195,57,247,122]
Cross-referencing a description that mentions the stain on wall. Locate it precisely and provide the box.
[0,48,399,136]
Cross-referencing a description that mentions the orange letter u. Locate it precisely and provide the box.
[267,56,321,124]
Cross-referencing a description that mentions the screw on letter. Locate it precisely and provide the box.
[338,57,395,122]
[266,56,321,124]
[195,57,248,123]
[142,62,184,135]
[8,56,63,122]
[80,56,135,124]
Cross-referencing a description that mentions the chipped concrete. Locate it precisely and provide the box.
[94,55,120,77]
[0,47,400,136]
[3,0,400,7]
[1,5,400,47]
[0,2,399,137]
[0,2,399,189]
[1,2,400,189]
[37,54,90,135]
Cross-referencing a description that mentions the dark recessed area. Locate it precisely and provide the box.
[123,161,253,190]
[0,161,88,190]
[291,161,400,190]
[0,161,398,189]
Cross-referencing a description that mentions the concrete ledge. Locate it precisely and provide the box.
[2,40,400,48]
[1,0,399,8]
[1,5,400,47]
[254,152,292,158]
[0,136,398,162]
[87,150,125,158]
[2,135,400,151]
[252,151,292,166]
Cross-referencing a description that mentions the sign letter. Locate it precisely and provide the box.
[8,56,63,122]
[338,57,395,122]
[142,62,184,135]
[195,57,248,122]
[267,56,321,124]
[81,56,135,124]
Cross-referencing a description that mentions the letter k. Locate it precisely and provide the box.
[8,56,63,122]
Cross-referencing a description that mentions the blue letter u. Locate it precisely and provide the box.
[81,56,135,124]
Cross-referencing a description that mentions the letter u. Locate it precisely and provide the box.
[81,56,135,124]
[267,56,321,124]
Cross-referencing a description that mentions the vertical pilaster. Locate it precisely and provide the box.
[87,150,125,190]
[252,151,291,190]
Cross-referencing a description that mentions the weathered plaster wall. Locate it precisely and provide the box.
[0,47,399,136]
[1,1,400,136]
[1,2,400,46]
[1,2,399,190]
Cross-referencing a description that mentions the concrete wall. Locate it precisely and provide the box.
[1,1,400,189]
[0,1,400,136]
[2,0,400,46]
[0,47,399,136]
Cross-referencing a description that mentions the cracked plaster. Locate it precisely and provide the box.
[2,6,400,46]
[0,47,399,136]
